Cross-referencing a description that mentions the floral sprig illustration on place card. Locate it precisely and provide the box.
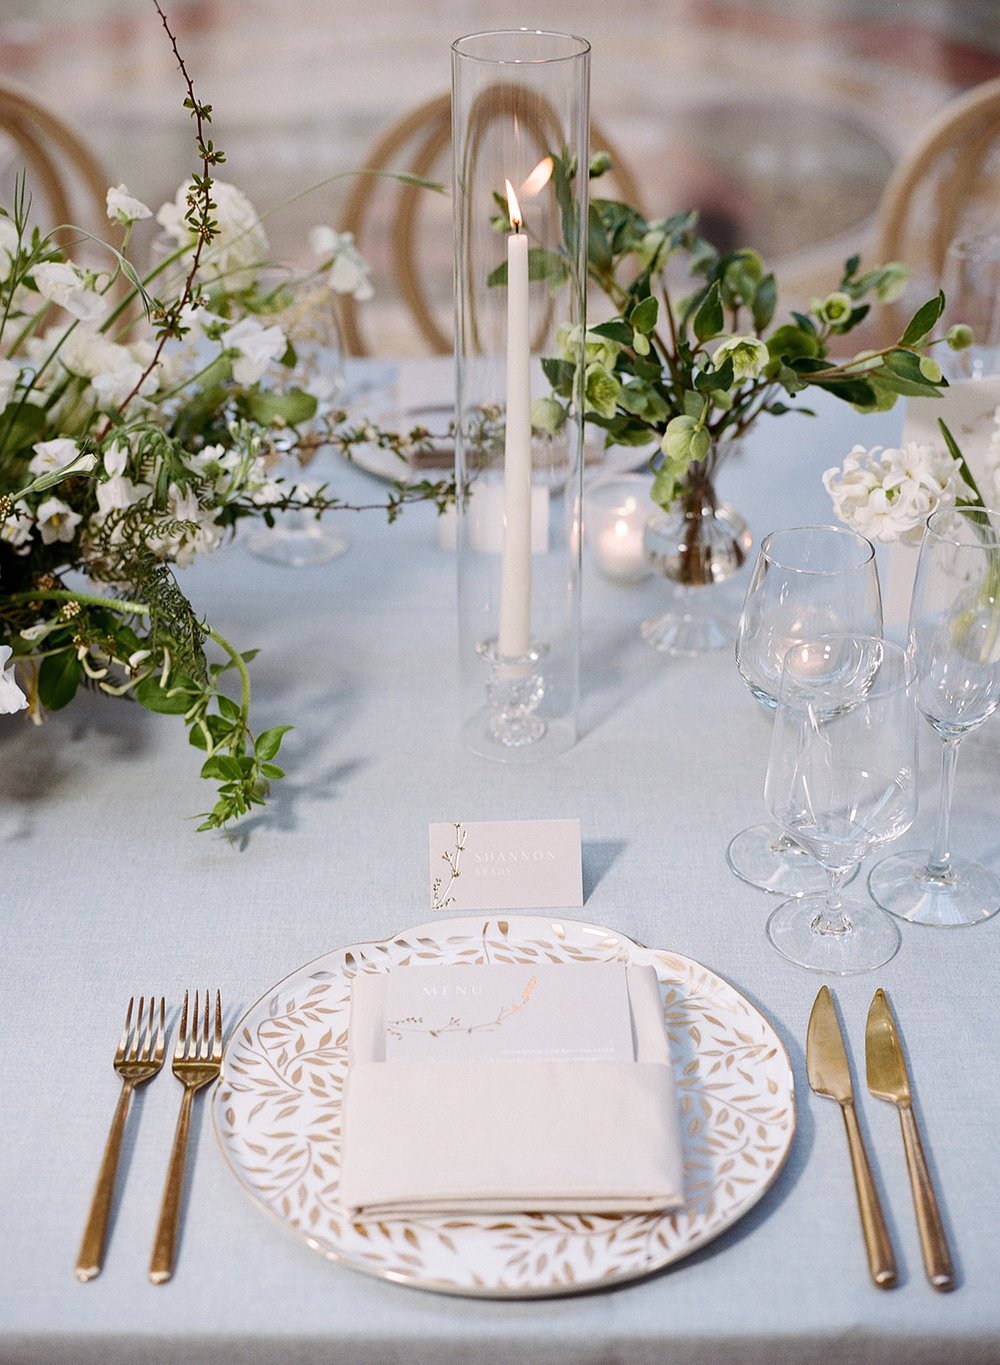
[387,974,537,1039]
[431,822,466,910]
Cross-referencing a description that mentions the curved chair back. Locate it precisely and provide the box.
[0,82,111,254]
[338,92,641,355]
[876,76,1000,340]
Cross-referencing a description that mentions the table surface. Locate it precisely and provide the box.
[2,359,998,1365]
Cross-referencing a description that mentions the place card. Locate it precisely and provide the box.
[428,819,583,911]
[384,961,633,1064]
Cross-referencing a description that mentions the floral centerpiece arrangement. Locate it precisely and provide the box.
[535,180,974,581]
[0,10,449,830]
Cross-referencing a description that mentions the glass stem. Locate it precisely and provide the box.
[926,735,962,879]
[815,866,852,935]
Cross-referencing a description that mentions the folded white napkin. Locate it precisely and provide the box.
[338,963,684,1218]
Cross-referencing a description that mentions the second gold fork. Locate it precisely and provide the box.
[148,989,223,1284]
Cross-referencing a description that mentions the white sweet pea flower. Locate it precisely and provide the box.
[35,496,82,545]
[28,437,96,478]
[308,226,373,301]
[96,471,149,515]
[0,356,21,409]
[0,215,19,283]
[824,442,962,546]
[106,184,152,224]
[32,261,108,324]
[0,507,34,553]
[157,179,268,287]
[222,316,287,385]
[0,645,27,715]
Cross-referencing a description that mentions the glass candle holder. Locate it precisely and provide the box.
[584,474,655,584]
[452,30,590,761]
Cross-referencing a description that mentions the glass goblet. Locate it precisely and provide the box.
[728,524,883,895]
[764,635,917,974]
[869,505,1000,926]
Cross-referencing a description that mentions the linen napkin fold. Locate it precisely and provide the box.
[338,963,684,1218]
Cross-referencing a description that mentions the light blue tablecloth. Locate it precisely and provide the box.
[2,364,998,1364]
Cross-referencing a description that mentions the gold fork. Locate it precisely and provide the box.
[149,989,223,1284]
[76,994,166,1281]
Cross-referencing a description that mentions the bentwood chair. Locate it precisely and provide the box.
[0,82,112,254]
[338,92,641,356]
[875,75,1000,342]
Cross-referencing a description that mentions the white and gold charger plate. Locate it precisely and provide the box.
[213,915,795,1297]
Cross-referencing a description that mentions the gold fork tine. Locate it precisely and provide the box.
[149,989,224,1285]
[76,995,167,1282]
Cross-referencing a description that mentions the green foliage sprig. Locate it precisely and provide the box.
[0,6,452,832]
[533,160,971,510]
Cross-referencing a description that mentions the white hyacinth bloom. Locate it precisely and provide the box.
[823,442,962,546]
[33,262,108,324]
[106,183,152,224]
[35,496,83,545]
[0,645,27,715]
[222,316,287,385]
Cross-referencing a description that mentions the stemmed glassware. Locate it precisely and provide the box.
[869,505,1000,926]
[729,525,883,895]
[940,231,1000,381]
[764,635,918,973]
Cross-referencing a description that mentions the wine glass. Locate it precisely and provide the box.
[869,505,1000,926]
[940,231,1000,381]
[764,635,917,973]
[728,525,883,895]
[244,282,350,567]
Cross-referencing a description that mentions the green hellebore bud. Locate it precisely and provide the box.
[584,364,622,420]
[531,396,566,436]
[815,291,853,327]
[918,355,943,383]
[589,151,612,178]
[660,414,698,461]
[712,334,769,381]
[946,323,974,351]
[632,331,650,357]
[874,262,909,303]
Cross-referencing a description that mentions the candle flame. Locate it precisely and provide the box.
[505,179,523,231]
[521,156,554,199]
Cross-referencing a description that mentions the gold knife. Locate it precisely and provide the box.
[866,988,955,1291]
[806,985,897,1288]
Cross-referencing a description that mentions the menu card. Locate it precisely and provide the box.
[384,962,633,1065]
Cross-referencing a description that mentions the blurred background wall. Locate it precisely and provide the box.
[2,0,1000,351]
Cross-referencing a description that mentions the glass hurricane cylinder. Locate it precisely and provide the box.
[452,30,590,760]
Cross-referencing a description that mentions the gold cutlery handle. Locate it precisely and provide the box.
[149,1087,195,1284]
[841,1100,897,1288]
[899,1104,955,1291]
[76,1079,134,1281]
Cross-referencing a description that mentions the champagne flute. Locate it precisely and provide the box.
[765,635,917,973]
[728,525,883,895]
[869,505,1000,925]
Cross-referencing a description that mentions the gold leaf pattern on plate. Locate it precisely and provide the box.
[213,915,795,1298]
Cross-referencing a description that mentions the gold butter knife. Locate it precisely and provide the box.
[807,985,897,1288]
[866,988,955,1291]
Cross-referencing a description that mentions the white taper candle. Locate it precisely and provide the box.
[497,179,532,660]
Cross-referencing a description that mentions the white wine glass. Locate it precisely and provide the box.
[940,231,1000,381]
[729,525,883,895]
[765,635,917,974]
[869,505,1000,926]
